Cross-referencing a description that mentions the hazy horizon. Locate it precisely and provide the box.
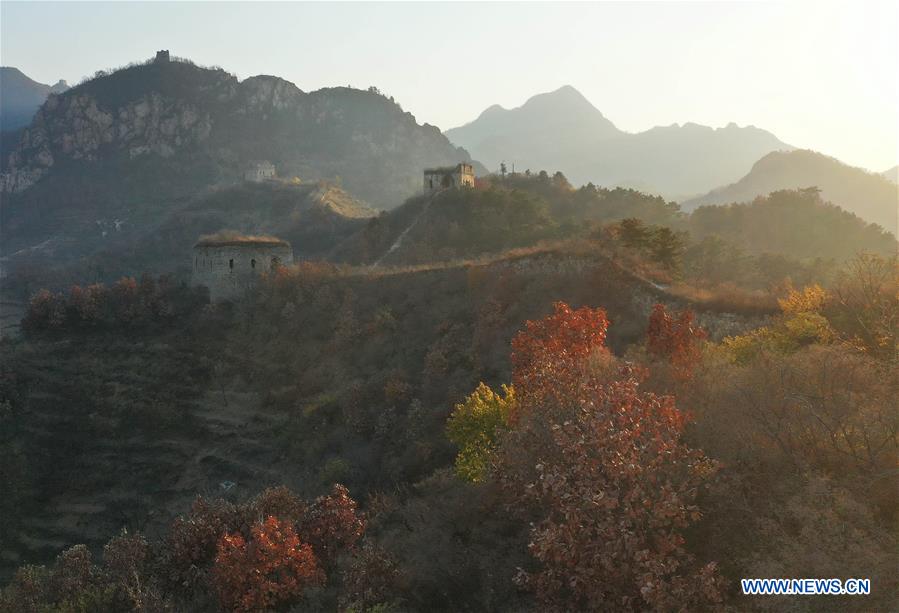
[1,1,897,172]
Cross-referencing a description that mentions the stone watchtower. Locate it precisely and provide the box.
[154,50,170,64]
[244,161,276,182]
[192,233,293,301]
[423,163,475,195]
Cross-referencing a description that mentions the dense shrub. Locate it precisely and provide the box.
[646,303,707,378]
[22,275,203,333]
[0,485,363,611]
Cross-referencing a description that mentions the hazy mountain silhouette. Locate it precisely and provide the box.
[0,67,68,131]
[682,150,898,234]
[882,165,898,184]
[445,85,622,175]
[446,85,792,199]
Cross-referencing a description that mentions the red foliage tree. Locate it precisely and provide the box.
[163,497,244,592]
[510,301,609,419]
[212,516,324,612]
[110,277,140,323]
[251,485,307,524]
[299,484,366,566]
[49,545,96,603]
[102,530,157,610]
[646,303,707,378]
[22,289,66,330]
[68,283,107,325]
[497,302,723,610]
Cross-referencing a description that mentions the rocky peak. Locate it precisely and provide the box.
[236,76,306,113]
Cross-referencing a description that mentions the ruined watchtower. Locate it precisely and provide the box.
[154,50,170,64]
[192,233,293,301]
[244,161,276,182]
[423,163,475,194]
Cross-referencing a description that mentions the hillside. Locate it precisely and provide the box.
[1,56,479,206]
[6,241,895,611]
[445,86,791,199]
[683,150,899,233]
[687,188,896,262]
[0,67,68,131]
[333,173,687,266]
[0,246,767,583]
[115,180,376,278]
[3,181,894,609]
[0,54,482,289]
[883,165,898,184]
[334,175,892,276]
[1,179,375,296]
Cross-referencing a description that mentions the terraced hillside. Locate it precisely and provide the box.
[0,247,768,580]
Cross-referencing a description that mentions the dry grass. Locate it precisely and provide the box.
[196,230,288,247]
[667,282,779,315]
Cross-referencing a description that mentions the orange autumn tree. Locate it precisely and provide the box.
[646,303,707,378]
[213,516,324,612]
[496,302,724,611]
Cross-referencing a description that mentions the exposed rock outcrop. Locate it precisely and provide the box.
[3,90,214,192]
[1,56,480,208]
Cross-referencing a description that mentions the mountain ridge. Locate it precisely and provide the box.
[445,85,792,199]
[0,67,68,131]
[682,149,898,233]
[882,165,898,184]
[0,54,485,282]
[1,56,483,205]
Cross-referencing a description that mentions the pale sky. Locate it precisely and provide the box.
[2,1,897,172]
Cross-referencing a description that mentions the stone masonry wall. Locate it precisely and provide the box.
[192,242,293,301]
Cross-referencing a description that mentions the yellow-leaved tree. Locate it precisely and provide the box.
[446,383,516,482]
[723,284,834,363]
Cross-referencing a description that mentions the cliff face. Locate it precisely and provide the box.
[1,59,478,207]
[2,90,213,192]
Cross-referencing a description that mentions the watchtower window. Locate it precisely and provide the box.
[251,258,256,269]
[229,259,234,270]
[271,256,281,270]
